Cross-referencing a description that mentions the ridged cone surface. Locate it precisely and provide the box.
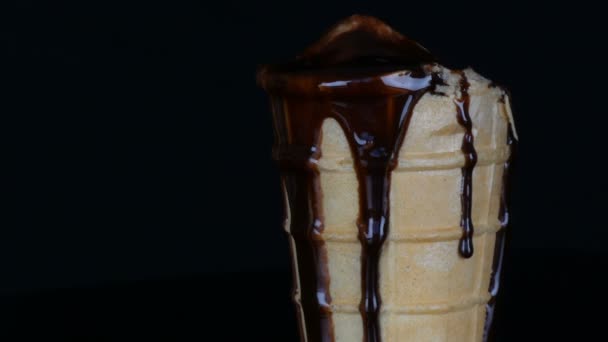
[285,66,513,341]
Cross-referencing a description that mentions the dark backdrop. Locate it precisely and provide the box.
[1,0,606,340]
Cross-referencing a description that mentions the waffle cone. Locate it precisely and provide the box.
[284,68,514,341]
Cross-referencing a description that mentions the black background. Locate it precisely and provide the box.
[1,0,606,340]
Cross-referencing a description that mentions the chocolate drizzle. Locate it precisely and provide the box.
[455,73,478,258]
[272,72,434,342]
[483,125,516,342]
[332,77,431,342]
[272,98,333,342]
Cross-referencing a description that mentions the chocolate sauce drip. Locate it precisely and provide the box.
[455,73,478,258]
[430,71,447,96]
[273,96,333,342]
[327,80,431,342]
[483,125,516,342]
[270,68,434,342]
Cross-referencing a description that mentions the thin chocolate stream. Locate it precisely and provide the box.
[483,125,516,342]
[327,76,431,342]
[274,97,333,342]
[455,73,478,258]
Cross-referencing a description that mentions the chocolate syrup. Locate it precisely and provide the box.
[330,78,431,342]
[271,71,434,342]
[430,71,447,96]
[483,125,516,342]
[259,15,514,342]
[454,73,478,258]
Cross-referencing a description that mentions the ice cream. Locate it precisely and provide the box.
[258,15,517,342]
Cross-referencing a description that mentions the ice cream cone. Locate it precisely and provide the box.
[261,15,516,342]
[306,68,513,341]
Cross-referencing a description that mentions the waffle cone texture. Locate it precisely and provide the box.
[280,66,515,342]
